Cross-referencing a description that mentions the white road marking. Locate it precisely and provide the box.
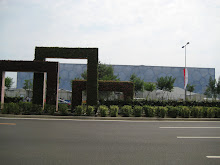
[160,127,220,129]
[177,136,220,139]
[206,156,220,159]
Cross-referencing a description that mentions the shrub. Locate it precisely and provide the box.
[166,106,178,118]
[58,104,68,116]
[179,106,190,118]
[201,107,208,118]
[191,106,203,118]
[133,105,143,117]
[44,104,55,115]
[2,103,20,114]
[18,102,32,114]
[143,105,155,117]
[109,105,119,117]
[207,107,215,118]
[121,105,132,117]
[99,105,109,117]
[213,107,220,118]
[75,105,83,116]
[155,106,167,118]
[86,106,95,116]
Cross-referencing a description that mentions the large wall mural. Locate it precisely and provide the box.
[17,63,215,94]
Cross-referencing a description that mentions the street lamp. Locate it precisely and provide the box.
[182,42,189,101]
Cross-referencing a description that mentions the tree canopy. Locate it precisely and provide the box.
[204,76,219,99]
[130,74,144,92]
[156,76,176,92]
[5,77,14,90]
[81,61,120,81]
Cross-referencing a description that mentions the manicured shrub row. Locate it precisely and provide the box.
[72,105,220,118]
[100,100,220,108]
[0,102,69,115]
[1,102,220,118]
[4,96,23,103]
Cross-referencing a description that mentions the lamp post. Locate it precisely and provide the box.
[182,42,189,101]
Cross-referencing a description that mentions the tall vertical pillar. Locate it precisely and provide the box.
[0,71,5,109]
[46,63,59,111]
[87,49,98,106]
[32,72,46,107]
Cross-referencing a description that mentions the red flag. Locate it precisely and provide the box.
[183,68,188,89]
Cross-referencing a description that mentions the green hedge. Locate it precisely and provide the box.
[110,105,119,117]
[1,102,219,118]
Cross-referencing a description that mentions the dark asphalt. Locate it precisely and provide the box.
[0,118,220,165]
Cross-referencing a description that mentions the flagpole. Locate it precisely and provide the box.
[182,42,189,101]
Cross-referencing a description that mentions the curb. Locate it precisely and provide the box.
[0,114,220,121]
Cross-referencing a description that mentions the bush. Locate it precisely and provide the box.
[109,105,119,117]
[155,106,167,118]
[143,105,155,117]
[86,106,95,116]
[207,107,215,118]
[121,105,132,117]
[44,104,54,115]
[75,105,83,116]
[99,105,109,117]
[58,104,68,116]
[166,106,178,118]
[2,103,20,114]
[215,107,220,118]
[191,106,203,118]
[178,106,190,118]
[133,105,143,117]
[18,102,32,114]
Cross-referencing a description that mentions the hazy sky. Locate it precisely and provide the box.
[1,0,220,87]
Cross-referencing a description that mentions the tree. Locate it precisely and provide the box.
[130,74,144,93]
[144,82,156,100]
[204,76,217,99]
[5,77,14,90]
[186,84,195,99]
[217,77,220,96]
[156,76,176,100]
[23,79,33,98]
[81,61,120,81]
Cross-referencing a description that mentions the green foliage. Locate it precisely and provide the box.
[187,84,195,93]
[18,102,32,114]
[44,104,55,115]
[75,105,83,116]
[130,74,144,92]
[109,105,119,117]
[166,106,178,118]
[155,106,167,118]
[99,105,109,117]
[81,61,119,81]
[58,104,68,115]
[156,76,176,92]
[121,105,132,117]
[143,105,155,117]
[144,82,156,100]
[214,107,220,118]
[2,103,20,114]
[5,77,14,90]
[178,106,190,118]
[4,96,23,103]
[207,107,215,118]
[23,79,33,97]
[133,105,143,117]
[191,106,203,118]
[204,76,217,99]
[86,106,95,116]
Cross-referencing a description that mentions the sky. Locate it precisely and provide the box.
[1,0,220,87]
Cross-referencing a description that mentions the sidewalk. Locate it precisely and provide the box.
[1,114,220,121]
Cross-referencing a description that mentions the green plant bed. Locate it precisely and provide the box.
[121,105,132,117]
[110,105,119,117]
[99,105,109,117]
[133,105,143,117]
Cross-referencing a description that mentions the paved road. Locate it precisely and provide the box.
[0,118,220,165]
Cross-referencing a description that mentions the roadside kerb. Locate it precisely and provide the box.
[1,114,220,121]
